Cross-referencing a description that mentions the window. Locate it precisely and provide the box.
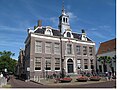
[63,17,65,22]
[84,65,88,69]
[83,46,87,55]
[47,30,51,35]
[91,65,94,69]
[55,58,60,70]
[77,59,81,69]
[76,46,81,55]
[89,47,93,56]
[35,41,42,53]
[45,58,51,70]
[67,44,72,54]
[67,32,71,37]
[45,42,51,54]
[66,18,68,23]
[84,59,88,64]
[54,43,60,54]
[35,57,41,70]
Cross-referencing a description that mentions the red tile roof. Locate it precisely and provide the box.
[97,38,116,54]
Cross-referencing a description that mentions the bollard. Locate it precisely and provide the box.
[0,77,7,87]
[34,76,35,81]
[36,76,38,82]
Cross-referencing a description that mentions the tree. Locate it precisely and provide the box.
[97,56,112,73]
[0,50,17,73]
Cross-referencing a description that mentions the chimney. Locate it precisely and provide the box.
[82,29,85,33]
[34,26,37,30]
[81,29,87,41]
[38,20,42,27]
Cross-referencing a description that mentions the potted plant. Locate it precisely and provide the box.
[76,75,88,82]
[89,76,101,81]
[59,77,72,83]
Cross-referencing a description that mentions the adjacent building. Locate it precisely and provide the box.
[17,49,25,78]
[23,5,96,80]
[97,38,116,73]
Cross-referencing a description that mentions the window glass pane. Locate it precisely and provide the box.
[55,58,60,70]
[45,58,51,70]
[76,46,81,55]
[77,59,81,69]
[66,18,67,23]
[47,30,51,35]
[84,65,88,69]
[84,59,88,64]
[35,57,41,70]
[35,41,42,53]
[54,43,60,54]
[89,47,93,56]
[63,18,65,22]
[67,32,71,37]
[45,42,51,54]
[67,44,72,54]
[83,46,87,55]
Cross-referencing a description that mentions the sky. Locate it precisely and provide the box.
[0,0,116,60]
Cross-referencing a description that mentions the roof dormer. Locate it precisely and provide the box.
[81,29,87,41]
[45,26,53,36]
[64,29,73,38]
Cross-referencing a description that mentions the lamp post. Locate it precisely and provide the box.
[45,61,48,79]
[60,28,64,78]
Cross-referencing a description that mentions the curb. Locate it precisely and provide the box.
[30,80,44,85]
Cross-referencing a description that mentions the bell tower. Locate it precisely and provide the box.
[58,1,71,34]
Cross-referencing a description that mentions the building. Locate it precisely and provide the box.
[17,49,25,78]
[97,38,116,73]
[23,4,96,80]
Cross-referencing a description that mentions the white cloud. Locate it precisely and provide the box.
[66,5,71,10]
[92,31,107,39]
[0,25,26,32]
[50,17,58,24]
[99,25,111,29]
[66,12,77,19]
[49,17,58,28]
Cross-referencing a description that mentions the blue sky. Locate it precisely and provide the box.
[0,0,116,60]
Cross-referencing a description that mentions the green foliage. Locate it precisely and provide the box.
[0,50,17,73]
[97,56,112,64]
[97,56,112,72]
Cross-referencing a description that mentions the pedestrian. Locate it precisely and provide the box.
[0,72,3,78]
[105,72,108,81]
[108,71,112,81]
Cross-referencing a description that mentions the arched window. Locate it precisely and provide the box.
[67,32,71,37]
[47,30,51,35]
[66,18,68,23]
[67,44,72,54]
[63,17,65,22]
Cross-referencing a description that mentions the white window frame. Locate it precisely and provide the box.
[89,47,93,56]
[35,41,42,53]
[67,44,72,54]
[54,43,60,55]
[45,58,51,71]
[83,46,87,55]
[55,58,61,71]
[45,42,51,54]
[77,59,81,69]
[76,45,81,55]
[34,57,42,71]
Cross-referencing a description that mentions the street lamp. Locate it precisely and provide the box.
[60,30,65,78]
[45,61,48,79]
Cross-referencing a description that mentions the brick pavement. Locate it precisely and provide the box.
[7,75,116,88]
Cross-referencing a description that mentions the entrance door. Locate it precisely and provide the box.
[67,59,74,73]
